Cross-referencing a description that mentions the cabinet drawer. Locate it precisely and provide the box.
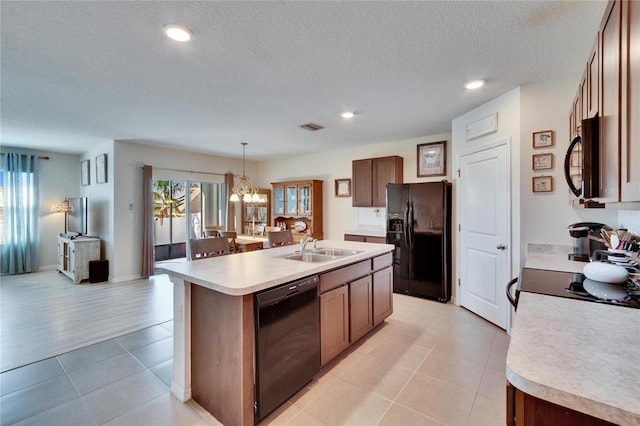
[319,260,371,293]
[373,252,392,271]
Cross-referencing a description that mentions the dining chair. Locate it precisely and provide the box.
[203,225,224,237]
[254,225,265,236]
[267,230,294,247]
[218,231,238,253]
[189,237,229,260]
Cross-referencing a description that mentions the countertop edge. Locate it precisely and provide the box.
[506,293,640,425]
[506,362,639,425]
[159,241,394,296]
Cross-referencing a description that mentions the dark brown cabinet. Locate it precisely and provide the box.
[344,234,386,244]
[506,382,614,426]
[349,276,373,342]
[570,0,640,204]
[320,285,350,366]
[372,266,393,326]
[318,253,393,366]
[352,156,403,207]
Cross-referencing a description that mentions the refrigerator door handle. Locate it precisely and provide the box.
[403,201,410,247]
[408,201,415,248]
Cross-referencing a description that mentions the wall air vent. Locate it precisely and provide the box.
[299,123,324,132]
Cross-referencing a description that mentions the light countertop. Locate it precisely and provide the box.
[159,239,393,296]
[344,228,386,237]
[524,253,587,273]
[507,292,640,424]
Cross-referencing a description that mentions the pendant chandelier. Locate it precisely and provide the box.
[230,142,260,202]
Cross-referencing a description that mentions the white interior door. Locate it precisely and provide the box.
[457,141,510,329]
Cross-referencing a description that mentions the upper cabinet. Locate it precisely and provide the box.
[569,0,640,204]
[241,189,270,235]
[599,0,622,201]
[352,156,403,207]
[271,179,323,240]
[621,0,640,201]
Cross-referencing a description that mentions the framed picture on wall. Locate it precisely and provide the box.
[81,160,90,186]
[532,175,553,193]
[96,153,107,184]
[417,141,446,177]
[532,130,554,148]
[335,178,351,197]
[532,153,553,170]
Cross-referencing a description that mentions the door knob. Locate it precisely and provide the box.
[496,244,506,250]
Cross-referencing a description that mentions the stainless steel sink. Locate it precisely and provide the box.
[312,248,363,257]
[278,252,338,262]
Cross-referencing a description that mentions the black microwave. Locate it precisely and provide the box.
[564,115,599,199]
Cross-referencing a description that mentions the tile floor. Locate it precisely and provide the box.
[1,293,509,426]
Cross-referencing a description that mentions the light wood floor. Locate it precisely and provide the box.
[0,270,173,373]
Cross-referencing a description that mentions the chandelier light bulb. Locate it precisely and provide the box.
[230,142,259,203]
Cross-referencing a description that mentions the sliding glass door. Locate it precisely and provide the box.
[153,179,224,262]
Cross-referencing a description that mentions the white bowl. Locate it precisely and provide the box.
[582,279,628,300]
[583,261,629,284]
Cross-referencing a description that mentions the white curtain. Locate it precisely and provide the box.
[1,153,40,274]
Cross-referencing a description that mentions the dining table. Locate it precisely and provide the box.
[235,235,268,252]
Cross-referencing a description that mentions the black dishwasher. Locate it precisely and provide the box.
[254,274,320,423]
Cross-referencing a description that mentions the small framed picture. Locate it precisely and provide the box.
[532,130,554,148]
[532,153,553,170]
[335,178,351,197]
[417,141,446,177]
[532,175,553,193]
[96,153,107,184]
[81,160,90,186]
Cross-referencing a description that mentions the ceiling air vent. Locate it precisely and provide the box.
[300,123,324,132]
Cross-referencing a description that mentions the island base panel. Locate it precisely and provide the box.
[191,285,254,426]
[507,382,616,426]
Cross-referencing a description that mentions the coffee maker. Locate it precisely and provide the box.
[567,222,610,261]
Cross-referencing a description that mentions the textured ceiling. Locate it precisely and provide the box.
[1,1,607,160]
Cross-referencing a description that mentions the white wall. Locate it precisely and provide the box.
[111,141,247,282]
[79,142,115,279]
[519,77,620,257]
[254,132,452,240]
[451,87,522,301]
[0,147,80,270]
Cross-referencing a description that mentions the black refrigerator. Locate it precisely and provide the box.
[386,181,452,302]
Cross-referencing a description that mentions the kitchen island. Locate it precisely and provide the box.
[159,240,394,426]
[507,256,640,425]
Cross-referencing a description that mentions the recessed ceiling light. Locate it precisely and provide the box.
[465,80,485,90]
[164,24,192,42]
[341,111,355,119]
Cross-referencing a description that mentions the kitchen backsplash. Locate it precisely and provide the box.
[618,210,640,234]
[353,207,386,231]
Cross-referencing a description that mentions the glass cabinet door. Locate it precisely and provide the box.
[298,184,311,215]
[273,186,284,215]
[286,185,297,215]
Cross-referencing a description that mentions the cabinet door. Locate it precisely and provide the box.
[599,0,622,201]
[298,184,311,215]
[352,159,373,207]
[621,0,640,201]
[373,266,393,326]
[285,185,297,215]
[349,276,373,342]
[344,234,365,242]
[587,37,599,119]
[273,185,284,215]
[320,286,350,366]
[372,157,402,207]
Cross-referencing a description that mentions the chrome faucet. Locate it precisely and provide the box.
[300,235,317,251]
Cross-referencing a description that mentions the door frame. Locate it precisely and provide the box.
[455,138,512,331]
